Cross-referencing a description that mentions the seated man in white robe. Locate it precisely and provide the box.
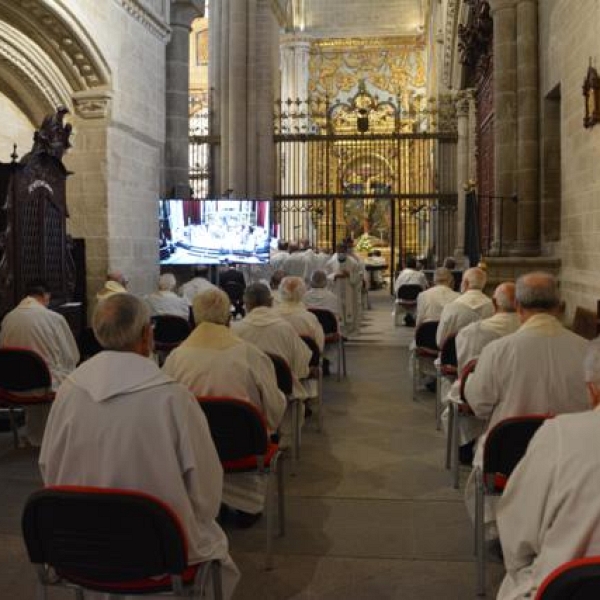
[495,338,600,600]
[463,272,589,542]
[415,267,459,328]
[274,276,325,353]
[325,243,362,336]
[232,283,311,402]
[303,270,339,318]
[436,266,494,348]
[0,280,79,446]
[145,273,190,320]
[394,256,429,326]
[441,281,520,464]
[163,288,286,527]
[96,270,129,303]
[39,294,239,599]
[179,266,217,304]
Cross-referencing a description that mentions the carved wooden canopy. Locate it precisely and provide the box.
[458,0,493,85]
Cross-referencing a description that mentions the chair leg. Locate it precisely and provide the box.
[294,400,301,461]
[265,470,275,570]
[337,339,342,382]
[445,403,454,470]
[412,357,419,401]
[316,370,323,433]
[435,371,442,430]
[475,468,486,596]
[211,560,223,600]
[452,406,460,490]
[341,341,347,377]
[276,452,285,537]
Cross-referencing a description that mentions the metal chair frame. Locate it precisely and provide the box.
[307,308,347,381]
[436,334,457,431]
[412,321,439,402]
[300,335,323,434]
[394,284,423,327]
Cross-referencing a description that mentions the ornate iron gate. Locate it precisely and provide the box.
[273,84,458,277]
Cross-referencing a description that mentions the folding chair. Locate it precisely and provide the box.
[436,334,457,430]
[22,485,222,599]
[535,556,600,599]
[0,348,55,448]
[474,414,552,596]
[300,335,323,433]
[267,353,301,464]
[394,284,422,326]
[307,308,347,381]
[446,359,477,489]
[412,320,439,401]
[78,327,103,361]
[220,281,245,319]
[197,397,285,570]
[152,314,191,366]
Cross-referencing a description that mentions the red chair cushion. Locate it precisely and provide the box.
[222,442,279,471]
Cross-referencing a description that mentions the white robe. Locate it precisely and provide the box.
[436,289,494,347]
[232,307,311,400]
[325,254,362,336]
[39,351,239,599]
[497,408,600,600]
[269,250,289,273]
[144,290,190,319]
[415,284,459,328]
[463,314,590,530]
[303,288,340,318]
[274,302,325,352]
[0,297,80,445]
[163,322,286,513]
[282,251,306,277]
[96,280,127,302]
[179,277,218,304]
[393,268,428,294]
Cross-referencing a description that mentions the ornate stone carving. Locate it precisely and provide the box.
[442,0,459,88]
[458,1,493,69]
[73,90,112,120]
[116,0,171,40]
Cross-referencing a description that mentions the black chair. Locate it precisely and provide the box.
[307,308,346,381]
[412,320,439,402]
[21,485,222,599]
[300,335,323,433]
[535,556,600,599]
[436,334,458,430]
[220,281,245,319]
[78,326,103,361]
[197,397,285,570]
[474,414,552,596]
[152,315,192,366]
[0,348,55,448]
[394,284,423,326]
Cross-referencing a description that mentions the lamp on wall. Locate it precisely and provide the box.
[583,59,600,128]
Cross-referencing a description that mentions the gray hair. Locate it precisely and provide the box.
[434,267,454,286]
[244,283,272,310]
[584,338,600,385]
[310,269,328,289]
[493,282,516,312]
[158,273,176,291]
[280,276,306,303]
[515,272,559,310]
[92,293,150,351]
[192,288,231,325]
[463,267,487,291]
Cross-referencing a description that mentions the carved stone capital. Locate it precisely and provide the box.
[73,90,112,120]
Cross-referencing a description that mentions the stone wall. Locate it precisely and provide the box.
[539,0,600,317]
[0,95,34,161]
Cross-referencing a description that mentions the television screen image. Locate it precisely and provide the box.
[159,198,271,265]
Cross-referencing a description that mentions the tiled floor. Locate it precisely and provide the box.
[0,289,504,598]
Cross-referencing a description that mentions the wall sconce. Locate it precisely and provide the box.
[583,60,600,128]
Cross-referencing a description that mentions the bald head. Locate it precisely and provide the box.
[462,267,487,292]
[515,272,560,312]
[492,282,516,313]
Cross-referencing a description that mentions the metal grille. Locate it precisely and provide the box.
[189,96,217,199]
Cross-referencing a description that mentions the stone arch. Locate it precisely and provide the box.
[0,0,111,124]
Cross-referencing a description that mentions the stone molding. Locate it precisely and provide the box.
[72,90,112,120]
[116,0,171,40]
[442,0,459,88]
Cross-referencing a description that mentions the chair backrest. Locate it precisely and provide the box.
[22,486,188,585]
[78,327,104,360]
[396,284,423,302]
[535,556,600,599]
[151,315,191,345]
[571,306,600,340]
[300,335,320,368]
[197,397,268,462]
[439,334,458,369]
[483,414,552,492]
[267,353,294,396]
[414,321,439,354]
[0,347,52,391]
[307,308,339,336]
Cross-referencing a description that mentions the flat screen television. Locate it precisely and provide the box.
[159,198,271,265]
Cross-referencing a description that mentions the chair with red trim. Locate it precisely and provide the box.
[300,335,323,433]
[267,353,301,464]
[535,556,600,599]
[445,359,478,490]
[307,308,347,381]
[151,315,192,366]
[197,397,285,570]
[0,347,55,448]
[436,334,458,430]
[412,320,439,402]
[21,485,223,599]
[474,414,552,596]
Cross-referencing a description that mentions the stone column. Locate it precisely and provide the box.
[489,0,517,255]
[165,0,204,197]
[454,92,471,260]
[514,0,539,255]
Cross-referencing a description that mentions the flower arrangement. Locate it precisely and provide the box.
[355,233,374,253]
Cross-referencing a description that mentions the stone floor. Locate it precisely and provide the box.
[0,289,504,599]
